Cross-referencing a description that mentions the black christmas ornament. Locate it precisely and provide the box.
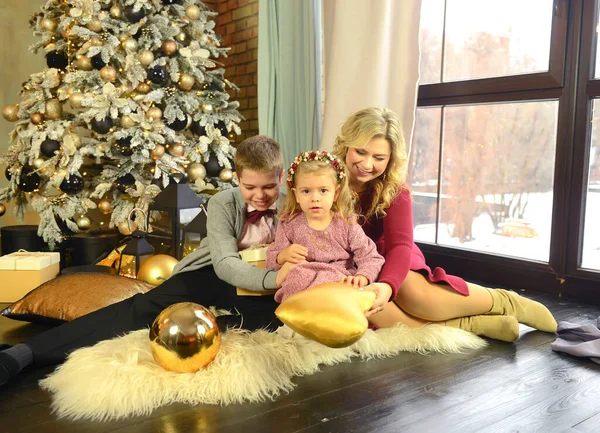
[204,153,222,177]
[5,167,12,181]
[162,0,182,4]
[60,174,84,194]
[91,54,106,70]
[215,121,228,136]
[115,173,136,193]
[166,115,188,131]
[190,121,206,136]
[17,167,41,192]
[115,137,133,156]
[40,139,61,157]
[208,81,223,92]
[132,28,143,40]
[124,6,146,23]
[148,65,168,84]
[46,51,68,70]
[91,117,113,134]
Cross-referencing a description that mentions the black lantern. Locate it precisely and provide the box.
[148,175,202,260]
[181,204,207,257]
[118,209,155,278]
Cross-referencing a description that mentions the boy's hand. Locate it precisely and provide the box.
[277,244,308,265]
[276,261,303,287]
[340,274,369,288]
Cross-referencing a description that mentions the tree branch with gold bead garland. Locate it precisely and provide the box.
[1,0,243,249]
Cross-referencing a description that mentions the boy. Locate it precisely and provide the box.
[0,135,288,387]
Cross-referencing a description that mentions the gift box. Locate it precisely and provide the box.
[236,245,277,297]
[0,251,61,302]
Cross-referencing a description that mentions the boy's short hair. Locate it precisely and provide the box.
[234,135,283,176]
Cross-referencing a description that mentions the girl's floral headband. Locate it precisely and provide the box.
[287,150,346,187]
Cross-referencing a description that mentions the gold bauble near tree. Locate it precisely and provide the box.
[2,104,19,122]
[137,254,179,286]
[118,220,137,236]
[100,66,117,82]
[178,73,195,91]
[201,104,213,113]
[75,55,93,71]
[219,168,233,183]
[175,31,190,46]
[32,158,45,169]
[76,215,92,231]
[109,5,122,18]
[0,203,6,217]
[41,17,57,32]
[120,115,136,128]
[69,92,85,108]
[151,144,166,160]
[30,112,45,125]
[168,144,185,157]
[121,38,138,51]
[45,98,62,120]
[149,302,221,373]
[86,18,102,32]
[146,107,163,121]
[187,162,206,181]
[98,200,112,215]
[138,50,154,66]
[162,40,178,56]
[185,5,201,20]
[136,82,151,94]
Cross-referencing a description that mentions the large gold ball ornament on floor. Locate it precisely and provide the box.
[137,254,179,286]
[149,302,221,373]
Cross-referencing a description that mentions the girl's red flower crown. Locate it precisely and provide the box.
[287,150,346,187]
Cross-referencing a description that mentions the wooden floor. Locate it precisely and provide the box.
[1,292,600,433]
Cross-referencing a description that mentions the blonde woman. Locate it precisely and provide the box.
[332,107,557,342]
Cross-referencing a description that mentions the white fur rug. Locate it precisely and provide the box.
[40,324,486,421]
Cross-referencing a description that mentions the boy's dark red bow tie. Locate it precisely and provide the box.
[246,209,276,224]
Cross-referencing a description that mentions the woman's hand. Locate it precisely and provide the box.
[340,274,369,288]
[361,282,393,318]
[277,244,308,265]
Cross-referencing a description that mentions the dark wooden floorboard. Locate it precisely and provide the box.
[1,292,600,433]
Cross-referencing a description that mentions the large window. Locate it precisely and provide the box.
[415,0,599,299]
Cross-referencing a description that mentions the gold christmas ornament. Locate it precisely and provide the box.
[76,55,93,71]
[0,203,5,217]
[137,254,179,286]
[219,168,233,183]
[119,33,131,43]
[63,25,76,40]
[201,104,213,113]
[90,36,103,46]
[30,112,45,125]
[187,162,206,181]
[67,133,82,149]
[118,220,137,236]
[100,66,117,82]
[68,92,85,109]
[162,40,178,56]
[185,5,201,20]
[45,98,62,120]
[138,50,154,67]
[136,82,151,94]
[98,200,112,215]
[149,302,221,373]
[32,158,45,169]
[121,37,138,51]
[41,17,57,32]
[76,215,92,231]
[146,106,163,122]
[168,144,185,157]
[120,115,136,128]
[151,144,166,160]
[178,73,195,91]
[86,18,102,32]
[2,104,19,122]
[109,5,122,18]
[175,31,190,46]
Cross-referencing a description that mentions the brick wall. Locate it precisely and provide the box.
[205,0,259,142]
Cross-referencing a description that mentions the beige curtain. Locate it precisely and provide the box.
[0,0,44,226]
[320,0,422,153]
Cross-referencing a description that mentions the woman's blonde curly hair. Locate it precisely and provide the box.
[332,107,408,220]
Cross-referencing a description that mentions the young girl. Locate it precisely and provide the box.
[266,150,384,303]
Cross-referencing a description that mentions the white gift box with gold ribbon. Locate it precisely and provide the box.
[0,251,61,302]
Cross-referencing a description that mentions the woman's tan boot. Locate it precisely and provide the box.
[446,315,520,342]
[486,289,557,333]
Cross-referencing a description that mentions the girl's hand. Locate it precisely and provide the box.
[340,274,369,288]
[361,282,393,318]
[277,244,308,265]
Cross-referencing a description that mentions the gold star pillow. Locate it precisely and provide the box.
[275,282,376,348]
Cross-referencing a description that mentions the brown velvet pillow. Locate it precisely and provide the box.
[1,273,154,325]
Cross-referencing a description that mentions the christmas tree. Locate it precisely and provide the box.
[0,0,242,249]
